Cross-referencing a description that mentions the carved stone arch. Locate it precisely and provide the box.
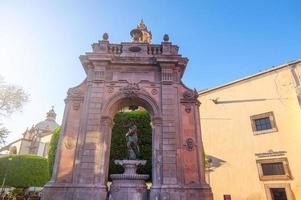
[99,89,163,194]
[43,23,213,200]
[101,90,161,118]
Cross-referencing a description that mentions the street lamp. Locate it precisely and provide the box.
[1,157,12,192]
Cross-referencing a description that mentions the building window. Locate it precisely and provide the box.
[262,162,285,176]
[254,117,272,131]
[264,183,294,200]
[270,188,287,200]
[250,112,277,134]
[223,194,231,200]
[257,158,292,181]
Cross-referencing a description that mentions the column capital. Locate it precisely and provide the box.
[152,116,162,126]
[100,115,113,127]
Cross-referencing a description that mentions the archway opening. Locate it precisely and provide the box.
[108,107,152,181]
[103,94,161,190]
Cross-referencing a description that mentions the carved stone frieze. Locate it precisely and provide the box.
[120,83,140,97]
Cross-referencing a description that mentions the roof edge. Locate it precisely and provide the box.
[199,58,301,95]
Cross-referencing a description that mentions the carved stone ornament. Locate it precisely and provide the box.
[120,83,140,97]
[66,88,84,110]
[64,136,75,150]
[183,89,198,101]
[184,104,192,113]
[183,138,196,151]
[102,32,109,41]
[180,89,200,111]
[107,87,114,93]
[151,88,158,95]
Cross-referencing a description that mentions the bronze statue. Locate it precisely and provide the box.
[125,120,140,160]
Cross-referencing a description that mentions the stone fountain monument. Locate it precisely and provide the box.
[109,121,149,200]
[42,20,213,200]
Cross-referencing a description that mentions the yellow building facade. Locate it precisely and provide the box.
[199,59,301,200]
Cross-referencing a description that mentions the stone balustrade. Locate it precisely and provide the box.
[92,42,179,56]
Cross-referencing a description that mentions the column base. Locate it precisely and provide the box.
[150,184,213,200]
[42,183,108,200]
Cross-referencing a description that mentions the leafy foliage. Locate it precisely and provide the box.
[0,76,28,117]
[109,110,152,180]
[48,127,61,176]
[0,124,9,146]
[0,154,50,188]
[0,76,28,146]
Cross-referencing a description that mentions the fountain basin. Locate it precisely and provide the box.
[109,160,149,200]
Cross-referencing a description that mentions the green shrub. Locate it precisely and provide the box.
[0,154,50,188]
[47,127,61,176]
[109,110,152,180]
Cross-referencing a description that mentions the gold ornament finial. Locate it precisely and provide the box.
[130,20,152,43]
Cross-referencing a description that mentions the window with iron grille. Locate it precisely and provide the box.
[256,158,292,181]
[255,117,272,131]
[261,162,285,176]
[250,112,277,134]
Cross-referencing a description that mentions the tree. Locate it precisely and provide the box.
[47,127,61,176]
[0,125,8,145]
[0,76,28,146]
[0,154,50,188]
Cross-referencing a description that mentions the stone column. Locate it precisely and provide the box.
[150,116,163,199]
[99,115,113,185]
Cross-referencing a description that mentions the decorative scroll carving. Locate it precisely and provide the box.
[180,89,200,113]
[66,88,84,110]
[183,89,198,101]
[120,83,140,97]
[183,138,196,151]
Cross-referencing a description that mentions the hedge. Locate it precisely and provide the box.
[109,110,152,180]
[48,127,61,176]
[0,154,50,188]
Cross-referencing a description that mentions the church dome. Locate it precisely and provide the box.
[35,107,59,132]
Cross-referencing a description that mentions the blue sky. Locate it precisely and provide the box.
[1,0,301,144]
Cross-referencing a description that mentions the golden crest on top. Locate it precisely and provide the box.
[130,19,152,43]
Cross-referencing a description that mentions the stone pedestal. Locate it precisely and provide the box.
[109,160,149,200]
